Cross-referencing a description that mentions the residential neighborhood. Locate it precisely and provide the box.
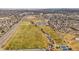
[0,9,78,51]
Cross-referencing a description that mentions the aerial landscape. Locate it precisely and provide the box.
[0,8,79,51]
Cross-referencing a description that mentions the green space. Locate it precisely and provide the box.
[40,26,65,45]
[4,21,48,50]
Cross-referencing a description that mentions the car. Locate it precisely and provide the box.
[60,45,69,51]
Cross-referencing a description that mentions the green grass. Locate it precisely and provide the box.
[4,21,48,50]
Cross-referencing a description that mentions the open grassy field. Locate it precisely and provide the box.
[63,33,79,50]
[31,19,65,45]
[32,20,65,44]
[3,18,67,50]
[40,26,65,45]
[3,20,49,50]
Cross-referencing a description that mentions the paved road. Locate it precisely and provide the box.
[0,19,23,48]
